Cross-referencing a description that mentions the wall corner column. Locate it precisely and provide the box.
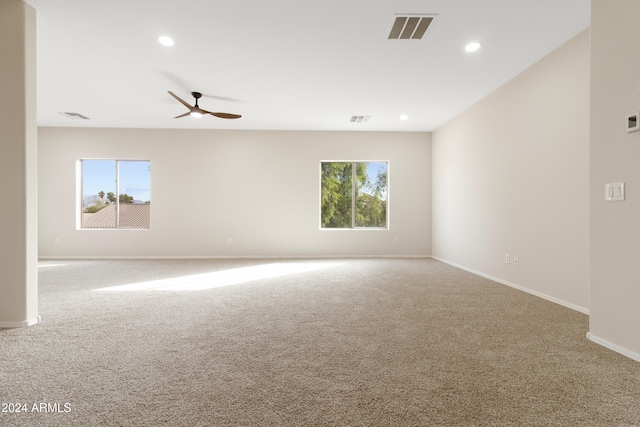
[0,0,39,327]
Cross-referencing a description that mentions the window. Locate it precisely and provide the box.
[320,161,388,228]
[80,160,151,229]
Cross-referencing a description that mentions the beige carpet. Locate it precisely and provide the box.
[1,258,639,426]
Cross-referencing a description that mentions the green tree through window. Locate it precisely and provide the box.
[321,162,387,228]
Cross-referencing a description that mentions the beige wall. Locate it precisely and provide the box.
[432,31,590,312]
[38,129,431,258]
[589,0,640,359]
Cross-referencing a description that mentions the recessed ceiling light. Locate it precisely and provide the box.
[399,115,409,121]
[465,42,481,52]
[158,36,175,47]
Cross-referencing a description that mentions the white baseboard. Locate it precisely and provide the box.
[39,255,431,260]
[0,316,40,328]
[587,332,640,363]
[430,256,589,315]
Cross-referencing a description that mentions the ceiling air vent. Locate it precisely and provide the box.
[350,115,371,123]
[58,112,90,120]
[388,15,434,40]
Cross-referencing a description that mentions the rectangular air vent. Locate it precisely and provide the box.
[58,112,90,120]
[350,115,371,123]
[388,15,434,40]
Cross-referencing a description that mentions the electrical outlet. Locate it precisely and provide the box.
[393,237,399,245]
[54,238,60,245]
[505,254,510,264]
[227,238,232,245]
[513,256,519,267]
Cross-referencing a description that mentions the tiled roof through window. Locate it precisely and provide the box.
[82,204,150,229]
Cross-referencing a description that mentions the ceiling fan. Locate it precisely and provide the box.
[168,91,241,119]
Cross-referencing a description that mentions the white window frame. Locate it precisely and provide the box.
[78,159,151,230]
[319,160,389,230]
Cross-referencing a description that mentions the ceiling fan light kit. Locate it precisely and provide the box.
[157,36,175,46]
[168,91,241,120]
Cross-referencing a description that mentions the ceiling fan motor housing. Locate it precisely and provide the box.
[167,90,241,120]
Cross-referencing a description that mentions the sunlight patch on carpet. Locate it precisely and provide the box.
[94,262,344,291]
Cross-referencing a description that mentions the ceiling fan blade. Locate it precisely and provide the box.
[174,112,191,119]
[168,91,193,110]
[207,111,242,119]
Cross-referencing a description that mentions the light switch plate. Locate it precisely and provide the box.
[605,182,625,201]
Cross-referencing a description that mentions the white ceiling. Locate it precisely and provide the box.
[26,0,590,132]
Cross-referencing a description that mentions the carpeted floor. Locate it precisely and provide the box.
[1,258,639,426]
